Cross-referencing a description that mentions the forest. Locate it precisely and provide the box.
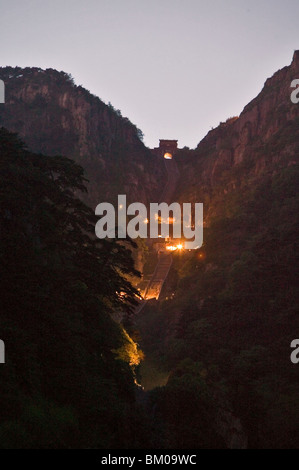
[0,128,144,448]
[0,126,298,448]
[136,158,299,448]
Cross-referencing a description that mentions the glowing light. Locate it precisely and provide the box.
[166,244,184,252]
[166,246,177,251]
[164,152,173,159]
[144,218,149,224]
[119,204,123,209]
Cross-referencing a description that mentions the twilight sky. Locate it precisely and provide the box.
[0,0,298,148]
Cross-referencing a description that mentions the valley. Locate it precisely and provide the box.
[0,51,298,449]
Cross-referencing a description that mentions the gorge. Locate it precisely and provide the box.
[0,51,298,449]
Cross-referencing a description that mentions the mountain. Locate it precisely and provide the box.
[0,52,298,449]
[175,50,299,220]
[136,51,299,449]
[0,67,165,208]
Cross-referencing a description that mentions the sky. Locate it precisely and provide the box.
[0,0,298,148]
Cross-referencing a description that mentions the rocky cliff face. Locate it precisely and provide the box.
[0,67,165,208]
[175,51,299,218]
[0,52,298,216]
[145,53,299,449]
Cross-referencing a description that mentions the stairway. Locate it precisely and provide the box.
[134,157,180,312]
[143,253,173,300]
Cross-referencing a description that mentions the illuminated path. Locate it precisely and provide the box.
[141,157,180,302]
[135,156,180,391]
[159,156,180,205]
[143,253,173,300]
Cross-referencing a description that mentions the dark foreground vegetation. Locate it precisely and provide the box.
[137,160,299,449]
[0,128,298,449]
[0,128,144,449]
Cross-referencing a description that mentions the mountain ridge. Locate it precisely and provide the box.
[0,66,166,209]
[174,50,299,220]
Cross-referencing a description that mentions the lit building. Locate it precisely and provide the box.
[151,139,179,159]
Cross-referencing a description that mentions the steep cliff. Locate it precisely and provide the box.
[175,50,299,219]
[0,67,165,208]
[135,52,299,449]
[0,52,298,449]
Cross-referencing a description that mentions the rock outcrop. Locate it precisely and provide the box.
[175,51,299,218]
[0,67,166,208]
